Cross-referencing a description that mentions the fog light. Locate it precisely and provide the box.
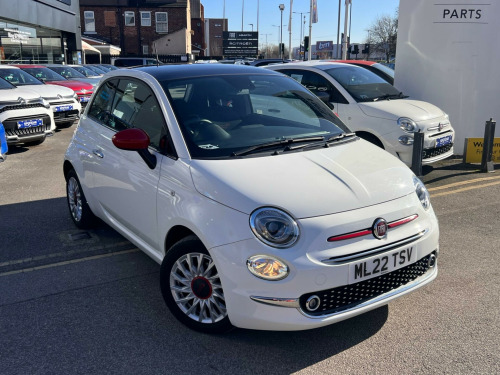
[306,295,321,311]
[428,252,437,268]
[398,135,414,145]
[247,255,289,281]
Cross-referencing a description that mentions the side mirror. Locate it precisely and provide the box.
[315,91,334,110]
[112,128,156,169]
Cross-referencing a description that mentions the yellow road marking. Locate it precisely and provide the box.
[0,248,139,277]
[430,181,500,198]
[427,175,500,192]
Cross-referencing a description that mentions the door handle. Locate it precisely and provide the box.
[92,149,104,158]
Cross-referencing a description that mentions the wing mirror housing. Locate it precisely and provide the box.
[112,128,157,169]
[315,91,334,110]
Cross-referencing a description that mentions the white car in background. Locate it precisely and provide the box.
[266,62,455,166]
[64,65,439,333]
[0,66,81,127]
[0,77,54,146]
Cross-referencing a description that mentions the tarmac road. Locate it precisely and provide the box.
[1,126,499,375]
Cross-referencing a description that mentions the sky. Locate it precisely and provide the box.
[203,0,399,49]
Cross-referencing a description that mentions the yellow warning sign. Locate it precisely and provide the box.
[463,138,500,163]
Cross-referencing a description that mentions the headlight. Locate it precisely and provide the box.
[398,117,417,133]
[247,255,289,280]
[73,93,78,100]
[42,98,50,109]
[413,176,430,210]
[250,207,299,248]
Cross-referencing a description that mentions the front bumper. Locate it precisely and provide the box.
[1,108,55,145]
[49,100,81,125]
[209,194,439,331]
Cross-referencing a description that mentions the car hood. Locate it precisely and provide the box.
[22,84,75,99]
[67,77,100,88]
[0,87,41,102]
[189,140,415,218]
[47,80,94,92]
[358,99,445,122]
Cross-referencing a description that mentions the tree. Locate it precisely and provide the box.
[366,11,398,62]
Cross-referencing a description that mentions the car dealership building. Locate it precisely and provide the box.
[0,0,81,65]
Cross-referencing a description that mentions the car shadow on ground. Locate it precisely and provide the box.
[422,157,499,185]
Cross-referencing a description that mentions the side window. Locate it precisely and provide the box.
[279,69,348,104]
[88,79,119,129]
[112,79,167,150]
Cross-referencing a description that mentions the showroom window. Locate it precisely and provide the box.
[141,12,151,26]
[156,12,168,33]
[124,11,135,26]
[84,11,95,32]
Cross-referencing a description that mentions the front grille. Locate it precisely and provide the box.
[299,254,433,316]
[3,115,52,137]
[49,100,74,105]
[54,109,79,121]
[0,103,46,114]
[423,144,453,159]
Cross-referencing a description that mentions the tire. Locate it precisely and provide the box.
[66,169,97,229]
[160,236,233,334]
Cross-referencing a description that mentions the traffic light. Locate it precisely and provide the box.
[280,43,284,54]
[362,43,370,54]
[304,36,309,52]
[353,44,359,55]
[348,45,352,54]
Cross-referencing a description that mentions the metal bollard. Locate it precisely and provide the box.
[411,131,424,177]
[480,118,496,173]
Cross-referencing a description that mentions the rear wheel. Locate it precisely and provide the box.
[66,169,96,229]
[160,236,233,333]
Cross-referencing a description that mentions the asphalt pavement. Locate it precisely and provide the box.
[0,126,499,375]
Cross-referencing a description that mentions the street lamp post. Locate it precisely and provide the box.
[248,23,254,31]
[279,4,285,59]
[293,11,309,60]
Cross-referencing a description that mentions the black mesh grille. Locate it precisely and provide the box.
[54,109,79,122]
[299,254,433,316]
[0,103,46,114]
[3,115,52,137]
[423,144,453,159]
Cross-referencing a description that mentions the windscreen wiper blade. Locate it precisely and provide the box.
[373,92,406,101]
[231,136,325,156]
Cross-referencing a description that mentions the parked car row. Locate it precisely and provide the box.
[0,63,102,148]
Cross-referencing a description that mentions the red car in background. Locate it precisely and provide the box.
[13,65,94,109]
[334,60,395,85]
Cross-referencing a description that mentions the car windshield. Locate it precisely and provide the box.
[325,66,401,102]
[0,68,43,86]
[373,63,395,78]
[72,66,100,77]
[21,67,66,82]
[0,77,15,90]
[162,74,351,159]
[49,66,86,79]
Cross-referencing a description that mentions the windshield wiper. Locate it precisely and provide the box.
[231,136,325,156]
[373,92,407,101]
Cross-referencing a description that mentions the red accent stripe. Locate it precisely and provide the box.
[328,229,372,242]
[327,214,418,242]
[388,214,418,229]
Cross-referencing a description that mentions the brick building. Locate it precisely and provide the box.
[80,0,202,56]
[204,18,227,57]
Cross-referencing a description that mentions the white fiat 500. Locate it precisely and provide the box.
[64,65,439,333]
[266,62,455,166]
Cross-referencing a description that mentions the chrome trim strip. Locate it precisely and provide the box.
[298,265,438,319]
[322,229,428,265]
[250,296,300,308]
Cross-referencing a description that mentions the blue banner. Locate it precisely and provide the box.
[0,122,8,160]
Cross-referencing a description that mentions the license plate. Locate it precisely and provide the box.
[17,119,43,129]
[54,104,73,112]
[436,135,452,147]
[349,246,417,284]
[79,96,90,103]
